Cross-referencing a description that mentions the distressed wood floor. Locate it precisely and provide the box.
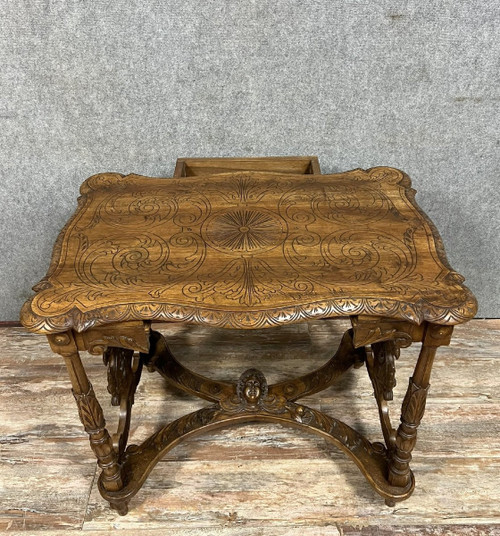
[0,319,499,535]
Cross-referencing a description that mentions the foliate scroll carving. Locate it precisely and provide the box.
[96,321,453,512]
[370,340,399,402]
[388,377,431,488]
[22,168,478,335]
[71,380,123,491]
[103,347,135,406]
[125,398,378,509]
[151,406,221,453]
[384,322,453,490]
[50,331,125,494]
[102,346,143,457]
[287,403,371,455]
[358,316,425,454]
[351,316,420,349]
[365,342,399,451]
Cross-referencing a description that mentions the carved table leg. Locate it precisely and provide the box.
[47,322,151,515]
[47,333,125,497]
[386,323,454,503]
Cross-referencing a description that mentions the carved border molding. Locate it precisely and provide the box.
[22,292,476,334]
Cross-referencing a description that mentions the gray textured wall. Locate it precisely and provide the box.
[1,1,499,320]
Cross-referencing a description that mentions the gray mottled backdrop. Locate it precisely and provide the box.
[1,1,499,320]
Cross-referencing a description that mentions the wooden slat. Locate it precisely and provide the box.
[0,320,499,533]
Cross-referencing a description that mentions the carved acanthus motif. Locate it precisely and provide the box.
[358,316,424,452]
[34,158,475,515]
[70,378,123,492]
[401,378,429,427]
[287,403,370,454]
[52,317,460,514]
[387,377,431,488]
[102,346,143,457]
[151,406,220,453]
[22,168,477,335]
[365,345,396,450]
[73,384,106,434]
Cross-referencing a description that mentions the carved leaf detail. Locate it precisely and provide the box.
[401,379,429,426]
[73,385,106,433]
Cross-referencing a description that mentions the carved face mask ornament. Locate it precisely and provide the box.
[236,368,268,407]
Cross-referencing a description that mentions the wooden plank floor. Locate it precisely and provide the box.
[1,320,499,535]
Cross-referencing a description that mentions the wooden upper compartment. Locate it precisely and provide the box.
[173,156,321,177]
[20,165,477,333]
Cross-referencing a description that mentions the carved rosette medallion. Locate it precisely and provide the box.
[202,208,287,255]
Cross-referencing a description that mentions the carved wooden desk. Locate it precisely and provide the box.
[20,157,477,515]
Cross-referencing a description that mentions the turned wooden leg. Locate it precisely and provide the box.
[388,323,453,489]
[47,332,125,493]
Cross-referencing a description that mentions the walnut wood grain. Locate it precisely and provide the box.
[20,166,476,334]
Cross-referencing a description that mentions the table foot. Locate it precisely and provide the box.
[109,499,129,516]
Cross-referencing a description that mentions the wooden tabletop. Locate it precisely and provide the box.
[20,167,477,333]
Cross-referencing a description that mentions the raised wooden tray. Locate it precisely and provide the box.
[173,156,321,177]
[20,165,477,333]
